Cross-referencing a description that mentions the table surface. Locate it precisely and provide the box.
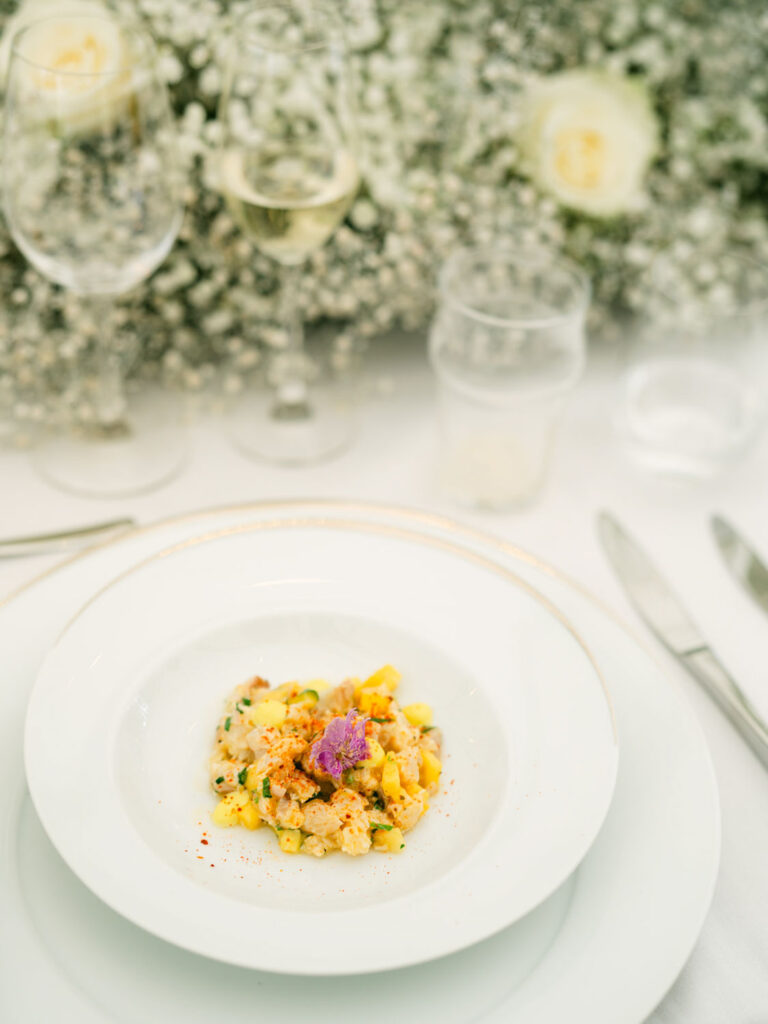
[2,335,767,1023]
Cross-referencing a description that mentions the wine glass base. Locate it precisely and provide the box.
[227,386,355,466]
[32,388,188,499]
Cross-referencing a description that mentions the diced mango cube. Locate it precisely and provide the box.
[277,828,302,854]
[358,738,386,769]
[305,678,331,692]
[268,682,298,703]
[238,798,261,830]
[402,702,432,728]
[363,665,401,693]
[381,754,401,800]
[373,826,405,853]
[358,691,392,718]
[244,765,262,792]
[212,792,241,827]
[405,782,429,814]
[212,790,261,830]
[420,750,442,788]
[248,699,287,727]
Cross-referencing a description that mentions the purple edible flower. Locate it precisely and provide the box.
[310,710,369,780]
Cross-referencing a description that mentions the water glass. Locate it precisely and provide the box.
[618,250,768,478]
[429,246,589,509]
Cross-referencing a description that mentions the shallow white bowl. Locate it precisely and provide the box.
[24,518,617,974]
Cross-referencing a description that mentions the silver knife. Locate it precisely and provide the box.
[0,517,135,558]
[711,515,768,620]
[598,511,768,769]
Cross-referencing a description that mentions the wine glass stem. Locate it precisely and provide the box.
[273,262,310,419]
[87,294,127,432]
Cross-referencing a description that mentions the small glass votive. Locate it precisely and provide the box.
[617,249,768,478]
[429,246,590,510]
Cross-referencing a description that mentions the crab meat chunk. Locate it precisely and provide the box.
[302,835,330,858]
[318,679,354,714]
[276,796,304,830]
[302,798,342,837]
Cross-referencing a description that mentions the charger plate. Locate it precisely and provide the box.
[1,501,719,1022]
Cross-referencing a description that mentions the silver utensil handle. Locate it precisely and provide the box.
[0,518,134,558]
[683,648,768,769]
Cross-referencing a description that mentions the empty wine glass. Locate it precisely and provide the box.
[2,13,185,496]
[219,1,360,465]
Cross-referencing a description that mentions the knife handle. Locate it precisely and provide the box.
[683,649,768,769]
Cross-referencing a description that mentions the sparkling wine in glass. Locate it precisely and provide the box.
[219,2,360,464]
[2,14,185,496]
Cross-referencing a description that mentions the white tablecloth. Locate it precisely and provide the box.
[2,337,767,1022]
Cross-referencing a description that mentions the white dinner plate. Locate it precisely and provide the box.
[25,517,617,974]
[0,501,719,1023]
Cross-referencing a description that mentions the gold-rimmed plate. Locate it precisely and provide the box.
[24,515,618,974]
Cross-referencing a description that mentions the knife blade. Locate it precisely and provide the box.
[0,517,135,558]
[711,515,768,620]
[598,510,768,769]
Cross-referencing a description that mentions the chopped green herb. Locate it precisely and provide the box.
[262,777,271,798]
[237,766,248,786]
[400,843,405,849]
[224,716,232,731]
[373,797,386,811]
[241,697,252,706]
[370,717,393,723]
[371,822,394,832]
[421,725,436,732]
[215,776,225,785]
[235,701,244,715]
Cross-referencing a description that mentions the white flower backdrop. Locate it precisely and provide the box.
[1,0,767,431]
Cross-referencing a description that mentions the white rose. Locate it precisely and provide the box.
[519,69,658,217]
[2,0,141,134]
[0,0,108,82]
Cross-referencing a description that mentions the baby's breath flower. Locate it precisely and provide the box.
[0,0,765,430]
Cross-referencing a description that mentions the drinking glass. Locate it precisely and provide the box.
[429,246,589,510]
[218,2,359,465]
[2,14,184,497]
[617,250,768,478]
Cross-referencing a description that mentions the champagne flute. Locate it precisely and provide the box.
[219,1,360,464]
[2,13,184,497]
